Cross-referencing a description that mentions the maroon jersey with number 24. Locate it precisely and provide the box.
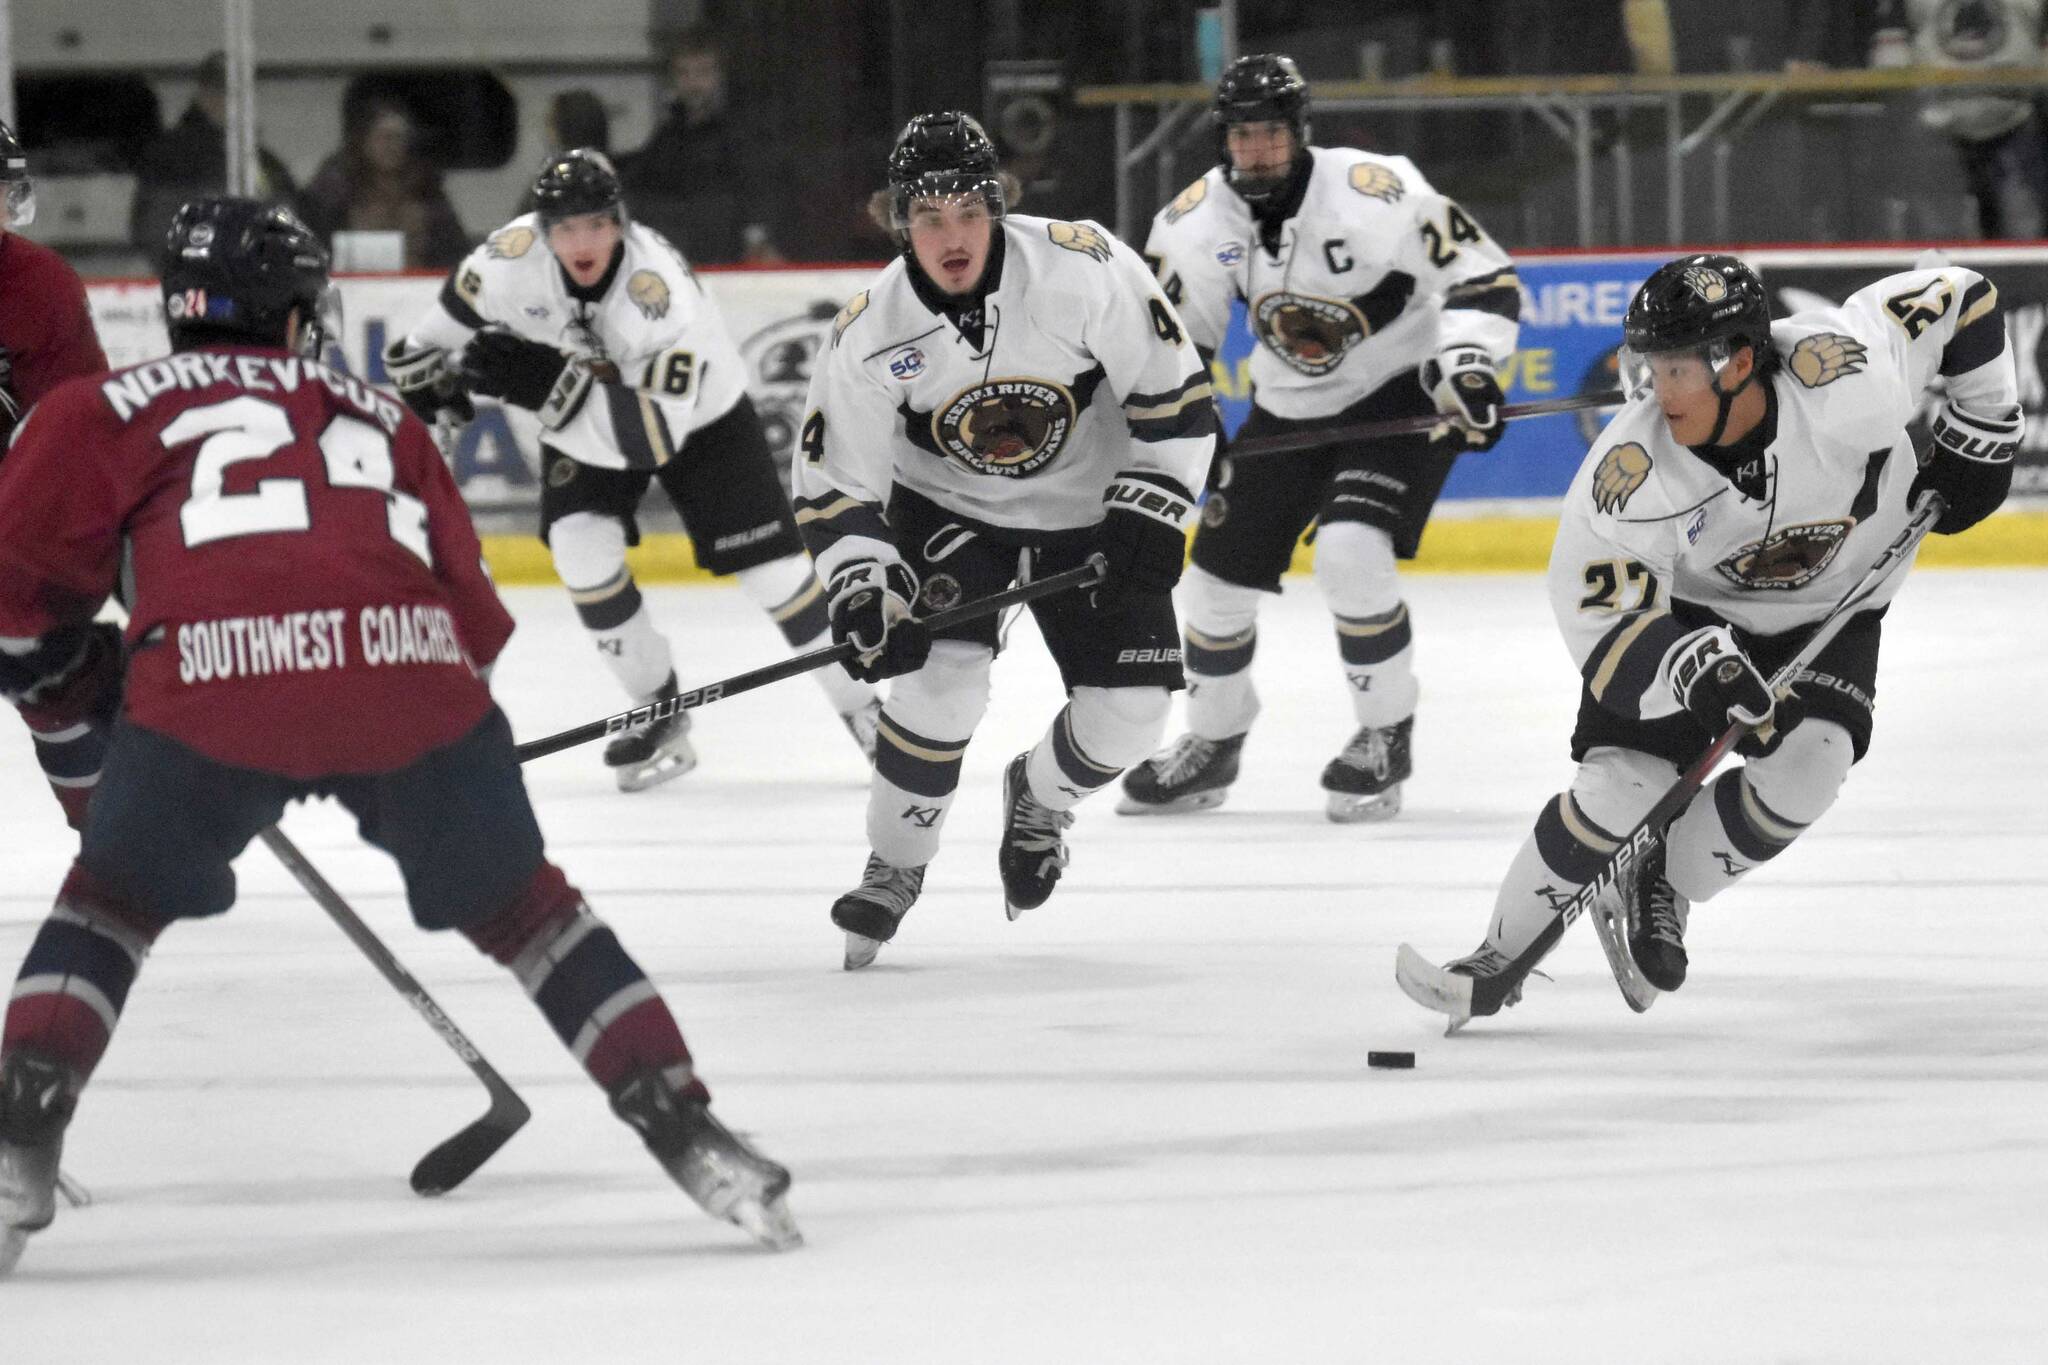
[0,344,515,778]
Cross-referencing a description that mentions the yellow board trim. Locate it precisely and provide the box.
[478,510,2048,585]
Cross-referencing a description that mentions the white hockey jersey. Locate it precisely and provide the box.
[1553,265,2017,723]
[402,214,747,471]
[793,214,1217,583]
[1143,146,1520,421]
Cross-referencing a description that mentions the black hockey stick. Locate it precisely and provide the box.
[257,826,531,1195]
[1397,491,1945,1027]
[515,555,1108,764]
[1226,390,1624,460]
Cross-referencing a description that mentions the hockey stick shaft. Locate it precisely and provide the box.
[514,555,1108,764]
[1224,390,1623,460]
[1529,492,1946,1001]
[257,826,531,1195]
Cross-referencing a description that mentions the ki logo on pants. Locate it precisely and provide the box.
[901,804,941,828]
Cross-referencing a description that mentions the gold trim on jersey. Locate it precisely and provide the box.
[636,395,679,465]
[794,493,867,527]
[1349,163,1406,202]
[1047,221,1112,262]
[1958,281,2000,331]
[486,225,537,259]
[1787,332,1868,388]
[1591,442,1652,514]
[627,270,672,321]
[1164,177,1209,223]
[1587,606,1670,706]
[1249,291,1369,376]
[932,377,1079,476]
[1124,380,1215,424]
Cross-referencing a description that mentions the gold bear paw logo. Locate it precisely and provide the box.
[1592,442,1652,514]
[1788,332,1868,388]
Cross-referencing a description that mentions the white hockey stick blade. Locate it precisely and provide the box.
[1395,944,1475,1036]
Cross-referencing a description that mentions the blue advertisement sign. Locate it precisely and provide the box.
[1209,254,1658,500]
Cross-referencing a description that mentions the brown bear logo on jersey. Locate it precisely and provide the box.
[1250,292,1370,376]
[1591,442,1652,514]
[486,225,536,259]
[1349,164,1406,203]
[1164,177,1209,224]
[1714,520,1852,590]
[627,270,672,321]
[1787,332,1868,388]
[1682,266,1728,302]
[1047,221,1113,262]
[933,379,1078,476]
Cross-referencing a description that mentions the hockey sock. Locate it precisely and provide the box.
[551,511,676,700]
[20,713,108,832]
[1331,604,1419,727]
[1026,687,1170,812]
[463,862,705,1101]
[866,641,990,867]
[1180,566,1262,740]
[738,555,873,715]
[1664,720,1851,903]
[4,866,164,1082]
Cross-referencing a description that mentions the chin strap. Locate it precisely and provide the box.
[1700,357,1760,447]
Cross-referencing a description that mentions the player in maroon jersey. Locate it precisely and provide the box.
[0,120,116,832]
[0,199,799,1274]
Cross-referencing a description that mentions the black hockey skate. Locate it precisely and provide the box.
[829,854,926,971]
[1625,841,1690,992]
[604,673,697,792]
[1116,732,1246,815]
[0,1050,79,1277]
[609,1066,802,1252]
[1320,716,1413,823]
[999,753,1073,921]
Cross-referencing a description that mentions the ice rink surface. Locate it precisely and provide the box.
[3,568,2044,1363]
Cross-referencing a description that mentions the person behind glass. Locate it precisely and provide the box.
[517,90,612,216]
[1873,0,2048,239]
[127,50,298,260]
[619,28,782,264]
[299,99,471,269]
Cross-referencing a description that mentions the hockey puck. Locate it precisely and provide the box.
[1367,1051,1415,1070]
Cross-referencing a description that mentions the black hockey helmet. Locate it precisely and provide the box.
[1622,254,1776,443]
[0,119,35,229]
[160,197,335,357]
[533,147,626,229]
[1213,54,1311,204]
[886,111,1006,234]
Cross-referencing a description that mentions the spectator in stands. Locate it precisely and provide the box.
[517,90,613,216]
[299,99,470,269]
[620,28,783,263]
[1876,0,2048,239]
[127,51,297,258]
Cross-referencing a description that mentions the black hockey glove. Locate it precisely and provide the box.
[828,560,931,683]
[1422,346,1507,452]
[1668,625,1775,734]
[2,621,124,730]
[383,338,475,426]
[1911,397,2020,534]
[460,328,595,428]
[1096,472,1195,610]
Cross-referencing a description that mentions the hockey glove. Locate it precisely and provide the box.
[383,338,475,426]
[1668,625,1774,734]
[828,560,930,683]
[1096,472,1195,610]
[2,622,124,730]
[460,328,595,429]
[1422,346,1507,451]
[1911,397,2020,534]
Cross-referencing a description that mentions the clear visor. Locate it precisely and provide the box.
[1619,337,1736,401]
[891,176,1004,231]
[3,177,35,229]
[299,284,343,360]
